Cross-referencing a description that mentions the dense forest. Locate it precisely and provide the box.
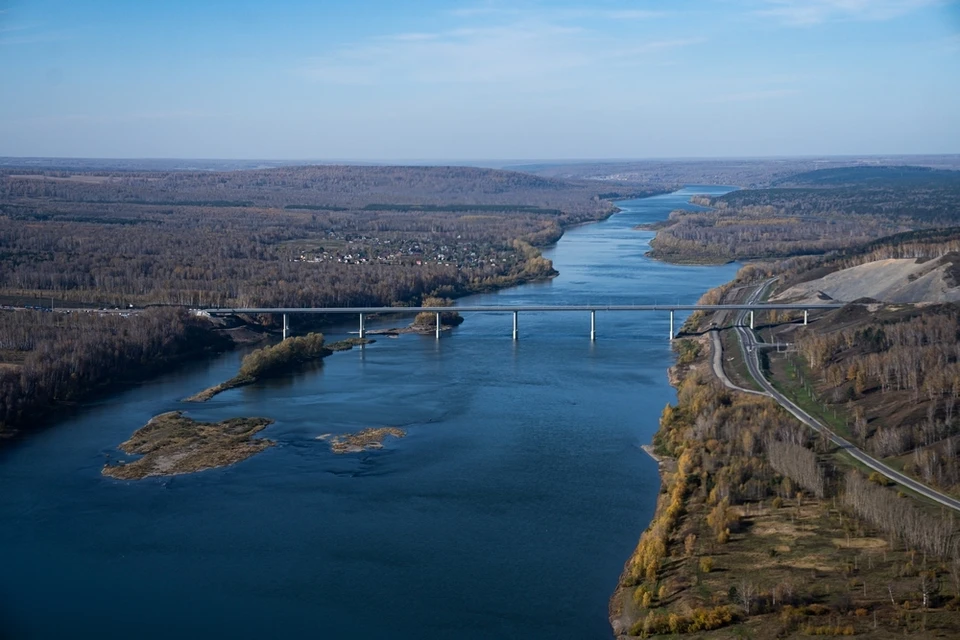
[519,156,960,189]
[648,166,960,263]
[0,308,225,433]
[782,299,960,498]
[0,164,659,436]
[0,166,647,309]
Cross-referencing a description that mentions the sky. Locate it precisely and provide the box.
[0,0,958,160]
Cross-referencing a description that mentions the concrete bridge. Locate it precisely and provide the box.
[200,303,844,341]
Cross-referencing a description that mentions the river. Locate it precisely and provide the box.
[0,187,738,639]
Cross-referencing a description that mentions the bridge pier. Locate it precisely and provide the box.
[590,310,596,341]
[749,310,755,330]
[669,310,674,341]
[436,312,441,340]
[803,309,808,326]
[512,311,518,341]
[282,313,289,340]
[359,313,366,338]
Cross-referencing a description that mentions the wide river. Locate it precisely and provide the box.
[0,187,737,639]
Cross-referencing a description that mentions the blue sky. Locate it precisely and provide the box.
[1,0,958,159]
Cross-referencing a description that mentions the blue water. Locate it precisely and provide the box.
[0,187,738,639]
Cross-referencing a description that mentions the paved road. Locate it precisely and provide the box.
[710,330,768,397]
[732,283,960,513]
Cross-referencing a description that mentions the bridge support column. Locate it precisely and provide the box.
[512,311,518,341]
[436,312,441,340]
[750,310,755,330]
[282,314,290,340]
[803,309,808,326]
[359,313,365,338]
[590,310,596,341]
[669,310,674,342]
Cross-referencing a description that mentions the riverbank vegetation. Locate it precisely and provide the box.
[187,334,370,402]
[412,296,464,330]
[0,308,228,438]
[611,338,960,638]
[102,411,274,480]
[612,170,960,637]
[648,167,960,264]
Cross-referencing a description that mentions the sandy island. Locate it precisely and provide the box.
[102,411,274,479]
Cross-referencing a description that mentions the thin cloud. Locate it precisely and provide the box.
[942,34,960,53]
[302,22,701,86]
[389,32,440,42]
[0,32,69,45]
[707,88,801,103]
[754,0,941,26]
[449,5,670,21]
[0,22,72,46]
[606,10,671,19]
[5,111,223,127]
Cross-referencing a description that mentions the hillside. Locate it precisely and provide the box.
[774,254,960,304]
[647,166,960,263]
[1,164,633,215]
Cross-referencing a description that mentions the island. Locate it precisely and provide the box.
[186,333,372,402]
[319,427,406,453]
[102,411,274,480]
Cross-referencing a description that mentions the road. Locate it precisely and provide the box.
[732,281,960,513]
[710,330,768,397]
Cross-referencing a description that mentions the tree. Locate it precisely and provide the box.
[735,579,756,615]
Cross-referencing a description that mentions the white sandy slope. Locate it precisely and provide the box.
[774,257,960,304]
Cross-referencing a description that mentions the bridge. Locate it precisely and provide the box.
[200,303,844,341]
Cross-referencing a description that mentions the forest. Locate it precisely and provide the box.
[647,166,960,263]
[734,230,960,499]
[0,165,645,309]
[0,307,225,433]
[612,342,960,637]
[518,156,960,189]
[0,164,657,437]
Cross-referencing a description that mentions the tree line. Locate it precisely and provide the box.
[0,308,225,434]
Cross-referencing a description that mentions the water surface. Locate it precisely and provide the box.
[0,187,738,639]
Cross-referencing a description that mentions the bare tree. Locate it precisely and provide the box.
[736,579,757,615]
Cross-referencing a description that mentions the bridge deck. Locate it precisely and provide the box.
[202,303,844,315]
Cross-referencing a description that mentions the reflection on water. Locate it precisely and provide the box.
[0,187,738,640]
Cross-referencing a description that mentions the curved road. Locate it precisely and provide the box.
[731,282,960,514]
[710,330,767,397]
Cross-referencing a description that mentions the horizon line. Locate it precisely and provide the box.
[2,153,960,165]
